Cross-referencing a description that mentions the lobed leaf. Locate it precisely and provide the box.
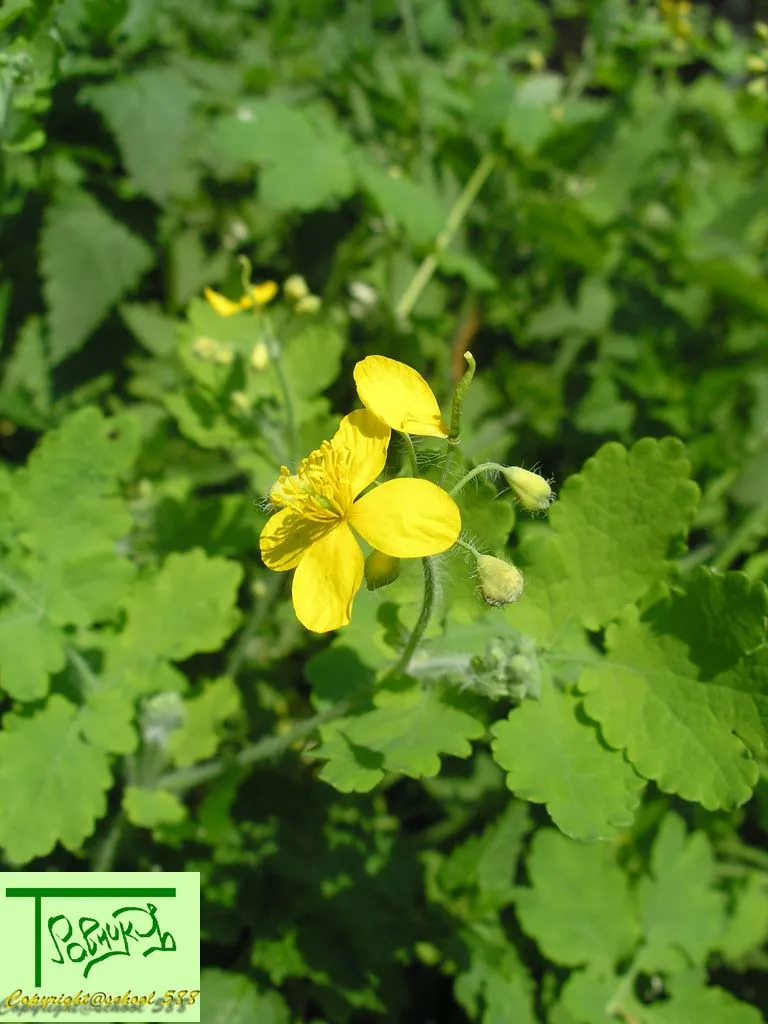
[41,191,153,363]
[515,828,639,967]
[580,570,768,809]
[507,437,699,644]
[0,696,111,863]
[491,683,645,841]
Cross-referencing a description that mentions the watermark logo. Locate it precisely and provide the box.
[0,873,200,1021]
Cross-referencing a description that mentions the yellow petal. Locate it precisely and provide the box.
[242,280,278,307]
[349,478,461,557]
[204,281,278,317]
[204,287,243,317]
[332,409,391,497]
[353,355,449,437]
[291,523,364,632]
[259,506,333,571]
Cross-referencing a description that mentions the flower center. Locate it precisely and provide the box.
[270,441,354,522]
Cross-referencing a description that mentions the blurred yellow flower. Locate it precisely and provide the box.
[204,280,278,317]
[658,0,691,38]
[260,409,461,632]
[353,355,449,438]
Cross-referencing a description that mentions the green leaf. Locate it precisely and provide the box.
[0,602,65,700]
[81,66,199,202]
[1,316,51,424]
[0,696,111,863]
[503,73,563,153]
[437,250,498,291]
[579,107,672,225]
[200,969,290,1024]
[11,406,140,563]
[556,964,622,1024]
[717,872,768,963]
[281,319,346,413]
[455,933,536,1024]
[119,549,243,662]
[120,303,179,356]
[123,786,187,828]
[34,552,136,627]
[213,98,356,212]
[361,162,449,247]
[78,686,138,755]
[508,438,700,644]
[457,478,517,553]
[638,813,726,968]
[0,0,32,32]
[642,983,764,1024]
[580,571,768,810]
[333,679,485,779]
[491,683,645,841]
[515,828,639,967]
[41,190,153,362]
[315,720,385,794]
[168,677,241,767]
[437,800,531,910]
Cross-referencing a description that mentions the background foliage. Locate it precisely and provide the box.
[1,0,768,1020]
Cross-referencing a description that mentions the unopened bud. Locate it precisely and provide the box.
[365,550,400,590]
[283,274,310,301]
[250,341,270,371]
[527,49,545,71]
[192,336,234,365]
[295,294,321,315]
[502,466,554,512]
[476,555,524,607]
[747,54,768,74]
[231,390,251,413]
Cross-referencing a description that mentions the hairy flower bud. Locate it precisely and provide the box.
[365,550,401,591]
[192,336,235,365]
[295,294,322,315]
[250,341,270,371]
[283,274,310,301]
[476,555,524,607]
[502,466,554,512]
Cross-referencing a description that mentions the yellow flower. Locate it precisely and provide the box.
[353,355,449,437]
[204,280,278,317]
[259,409,461,632]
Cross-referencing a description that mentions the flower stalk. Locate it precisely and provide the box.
[393,556,437,673]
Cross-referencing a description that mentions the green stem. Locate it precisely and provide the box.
[237,254,296,464]
[395,152,496,322]
[448,351,476,440]
[449,461,506,497]
[225,573,283,678]
[268,329,297,467]
[439,351,477,486]
[455,537,480,557]
[393,557,437,673]
[157,703,349,793]
[400,431,420,476]
[92,811,125,872]
[717,840,768,873]
[710,505,768,573]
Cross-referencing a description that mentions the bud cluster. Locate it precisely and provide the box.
[463,634,542,703]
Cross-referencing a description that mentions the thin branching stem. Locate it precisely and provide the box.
[395,153,496,322]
